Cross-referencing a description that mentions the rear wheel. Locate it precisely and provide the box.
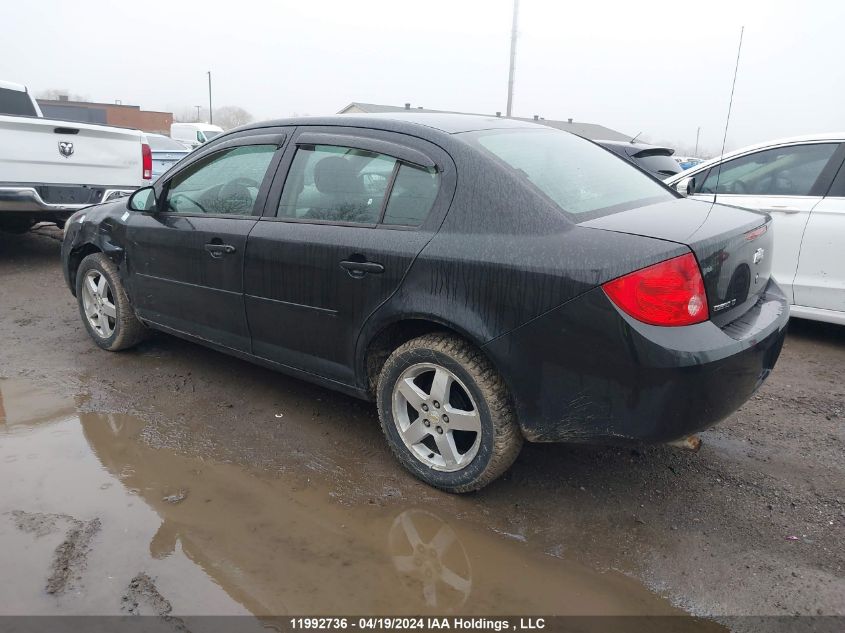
[377,333,522,493]
[75,253,146,351]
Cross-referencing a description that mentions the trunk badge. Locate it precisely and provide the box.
[753,248,765,264]
[58,141,74,158]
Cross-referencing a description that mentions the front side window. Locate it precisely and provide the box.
[464,128,673,218]
[698,143,837,196]
[165,145,275,215]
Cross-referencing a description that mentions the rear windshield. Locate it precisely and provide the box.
[633,152,682,177]
[0,87,38,117]
[147,135,188,151]
[464,128,673,219]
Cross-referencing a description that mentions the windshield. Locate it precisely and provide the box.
[203,130,221,140]
[147,135,189,151]
[465,128,673,218]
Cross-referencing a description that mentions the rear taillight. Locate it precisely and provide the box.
[602,253,708,327]
[142,142,152,180]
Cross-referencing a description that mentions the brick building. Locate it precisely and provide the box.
[37,96,173,134]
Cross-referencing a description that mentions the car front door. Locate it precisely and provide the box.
[126,132,286,351]
[688,142,842,302]
[793,151,845,314]
[243,128,454,385]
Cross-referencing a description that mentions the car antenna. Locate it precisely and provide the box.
[712,26,745,205]
[629,132,642,144]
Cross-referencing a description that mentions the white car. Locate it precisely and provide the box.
[665,134,845,325]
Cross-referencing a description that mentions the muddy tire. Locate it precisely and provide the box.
[75,253,146,351]
[377,333,522,493]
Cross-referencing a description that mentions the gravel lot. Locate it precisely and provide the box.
[0,227,843,625]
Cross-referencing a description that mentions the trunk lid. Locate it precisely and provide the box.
[581,197,774,325]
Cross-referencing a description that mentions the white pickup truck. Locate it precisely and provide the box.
[0,80,151,232]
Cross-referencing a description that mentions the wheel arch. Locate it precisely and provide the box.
[358,315,504,400]
[67,243,104,297]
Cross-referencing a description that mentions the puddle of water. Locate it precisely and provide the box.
[0,378,721,623]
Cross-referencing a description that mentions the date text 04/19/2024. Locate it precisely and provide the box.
[289,618,546,630]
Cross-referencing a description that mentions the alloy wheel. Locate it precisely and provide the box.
[81,269,116,339]
[391,363,482,472]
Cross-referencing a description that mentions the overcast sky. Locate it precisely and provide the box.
[4,0,843,154]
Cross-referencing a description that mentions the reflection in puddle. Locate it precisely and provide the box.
[0,378,718,624]
[390,510,471,610]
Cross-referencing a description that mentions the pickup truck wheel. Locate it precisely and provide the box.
[75,253,146,351]
[377,333,522,493]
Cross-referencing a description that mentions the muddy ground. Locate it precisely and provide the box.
[0,227,843,626]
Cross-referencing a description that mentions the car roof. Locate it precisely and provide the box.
[666,132,845,183]
[238,112,545,136]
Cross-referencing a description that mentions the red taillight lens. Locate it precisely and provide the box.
[602,253,709,327]
[142,143,152,180]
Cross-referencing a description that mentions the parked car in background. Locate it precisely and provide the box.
[171,122,224,149]
[666,134,845,325]
[145,133,191,179]
[0,80,149,232]
[674,156,705,170]
[62,114,788,491]
[596,140,682,179]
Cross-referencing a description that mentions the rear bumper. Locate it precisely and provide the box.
[0,186,134,216]
[484,280,789,443]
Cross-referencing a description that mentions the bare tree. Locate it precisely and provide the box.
[213,106,254,130]
[36,88,88,101]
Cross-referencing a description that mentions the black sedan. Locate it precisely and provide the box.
[61,113,788,492]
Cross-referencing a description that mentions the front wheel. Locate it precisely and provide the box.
[377,333,522,493]
[75,253,146,351]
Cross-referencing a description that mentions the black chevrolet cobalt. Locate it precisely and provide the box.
[62,113,788,492]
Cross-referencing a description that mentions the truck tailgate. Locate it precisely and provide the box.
[0,115,144,188]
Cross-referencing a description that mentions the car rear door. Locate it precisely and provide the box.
[126,130,287,352]
[792,147,845,313]
[688,142,842,302]
[244,128,454,385]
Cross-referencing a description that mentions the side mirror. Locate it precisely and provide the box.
[128,186,157,212]
[675,177,694,197]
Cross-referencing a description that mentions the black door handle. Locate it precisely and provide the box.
[340,260,385,277]
[204,243,236,258]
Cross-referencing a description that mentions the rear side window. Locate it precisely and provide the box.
[382,165,439,226]
[0,87,38,117]
[278,144,439,226]
[465,129,672,218]
[699,143,837,196]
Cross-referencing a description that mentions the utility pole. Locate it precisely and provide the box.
[207,71,213,125]
[694,126,701,156]
[195,105,202,122]
[506,0,519,117]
